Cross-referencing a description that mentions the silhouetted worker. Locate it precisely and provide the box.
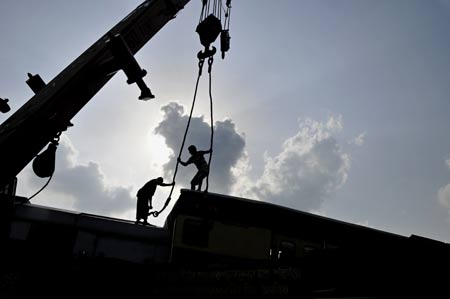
[178,145,212,191]
[135,177,173,225]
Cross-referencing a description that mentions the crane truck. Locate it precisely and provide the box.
[1,1,449,297]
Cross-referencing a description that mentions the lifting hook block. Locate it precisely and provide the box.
[197,46,216,60]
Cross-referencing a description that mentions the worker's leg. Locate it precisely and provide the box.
[191,172,202,191]
[199,170,209,191]
[192,170,208,191]
[136,196,146,224]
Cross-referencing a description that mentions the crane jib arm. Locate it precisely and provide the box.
[0,0,190,189]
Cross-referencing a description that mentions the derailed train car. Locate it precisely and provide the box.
[1,190,450,297]
[170,190,450,295]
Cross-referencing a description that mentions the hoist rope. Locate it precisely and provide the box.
[225,4,231,30]
[200,0,228,23]
[151,0,227,217]
[199,0,206,23]
[205,56,214,192]
[213,0,218,16]
[150,58,207,217]
[28,174,53,201]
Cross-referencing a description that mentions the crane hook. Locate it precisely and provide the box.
[196,14,222,59]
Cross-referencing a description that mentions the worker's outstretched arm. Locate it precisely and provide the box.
[199,149,212,155]
[177,157,188,166]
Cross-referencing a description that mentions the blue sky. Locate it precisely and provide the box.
[1,0,450,242]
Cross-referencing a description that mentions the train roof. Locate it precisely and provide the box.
[172,189,448,250]
[12,201,170,243]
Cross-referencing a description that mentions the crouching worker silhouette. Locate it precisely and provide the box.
[135,177,174,225]
[178,145,212,191]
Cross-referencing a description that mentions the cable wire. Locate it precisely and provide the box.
[28,174,53,201]
[150,59,205,217]
[205,56,214,193]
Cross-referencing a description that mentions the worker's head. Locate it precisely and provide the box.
[156,177,163,184]
[188,145,197,154]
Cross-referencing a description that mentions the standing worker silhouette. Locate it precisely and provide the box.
[178,145,212,191]
[135,177,173,225]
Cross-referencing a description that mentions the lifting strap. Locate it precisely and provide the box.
[205,56,214,192]
[151,0,231,218]
[150,56,215,217]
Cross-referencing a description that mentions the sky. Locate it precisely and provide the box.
[1,0,450,242]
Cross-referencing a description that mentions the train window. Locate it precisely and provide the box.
[303,245,317,255]
[182,218,209,248]
[278,240,296,260]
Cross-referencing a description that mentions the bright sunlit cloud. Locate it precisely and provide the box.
[154,102,247,195]
[18,136,136,218]
[242,115,351,212]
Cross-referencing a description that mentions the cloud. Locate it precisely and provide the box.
[23,107,352,220]
[243,116,351,211]
[155,105,351,212]
[438,183,450,214]
[349,132,367,146]
[154,102,246,194]
[26,136,135,218]
[438,157,450,216]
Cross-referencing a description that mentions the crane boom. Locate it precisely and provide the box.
[0,0,190,189]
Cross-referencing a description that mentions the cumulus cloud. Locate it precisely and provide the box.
[349,132,367,146]
[438,157,450,216]
[23,105,353,219]
[26,136,135,217]
[438,184,450,214]
[155,104,351,212]
[242,116,351,211]
[154,102,246,194]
